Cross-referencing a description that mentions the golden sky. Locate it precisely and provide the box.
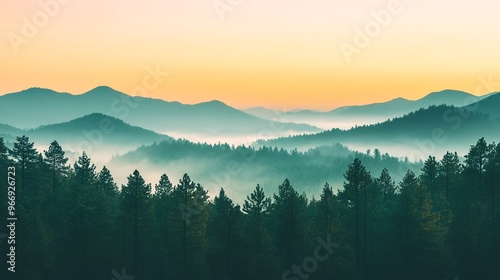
[1,0,499,110]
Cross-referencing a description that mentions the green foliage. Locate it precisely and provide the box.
[393,170,453,280]
[2,136,500,279]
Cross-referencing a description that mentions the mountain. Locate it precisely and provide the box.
[0,87,321,139]
[0,113,171,160]
[258,104,500,160]
[0,124,23,141]
[242,107,286,120]
[244,90,493,130]
[462,92,500,119]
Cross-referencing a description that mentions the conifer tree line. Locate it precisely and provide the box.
[0,135,499,280]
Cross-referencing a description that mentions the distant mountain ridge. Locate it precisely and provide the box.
[0,86,321,139]
[244,90,496,129]
[259,96,500,159]
[0,113,171,159]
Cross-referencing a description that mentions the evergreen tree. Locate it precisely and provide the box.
[155,173,173,197]
[242,184,278,280]
[464,137,489,196]
[170,174,209,280]
[72,152,96,202]
[272,178,308,270]
[313,183,351,279]
[394,170,452,280]
[97,166,118,196]
[9,135,39,194]
[153,173,174,277]
[438,151,461,205]
[421,156,440,199]
[63,153,101,279]
[422,155,452,230]
[120,170,154,278]
[377,168,397,201]
[371,168,397,278]
[457,138,491,278]
[339,158,372,280]
[207,188,244,280]
[44,140,69,196]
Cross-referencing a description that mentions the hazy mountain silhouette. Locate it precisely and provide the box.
[259,104,500,159]
[245,89,493,129]
[0,124,23,140]
[0,113,171,160]
[0,87,321,138]
[461,92,500,119]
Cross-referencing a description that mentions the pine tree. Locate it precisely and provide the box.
[94,165,120,270]
[120,170,154,278]
[460,138,492,278]
[464,137,489,196]
[9,135,39,195]
[153,173,174,277]
[314,183,351,279]
[377,168,396,201]
[242,184,278,280]
[394,170,452,280]
[63,153,99,279]
[170,174,209,280]
[371,168,397,279]
[44,140,69,197]
[72,152,96,202]
[155,173,173,197]
[97,166,118,196]
[422,155,452,230]
[207,188,244,280]
[438,151,461,206]
[272,178,308,270]
[421,156,440,197]
[7,136,54,279]
[339,158,372,280]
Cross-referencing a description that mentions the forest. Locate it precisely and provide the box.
[0,136,499,280]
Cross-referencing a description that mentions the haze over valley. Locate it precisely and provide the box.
[1,87,498,198]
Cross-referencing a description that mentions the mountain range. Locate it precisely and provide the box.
[0,113,171,161]
[259,93,500,159]
[0,86,321,140]
[245,89,498,129]
[1,87,498,162]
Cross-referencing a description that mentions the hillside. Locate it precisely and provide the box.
[259,105,500,159]
[245,90,493,129]
[0,87,321,138]
[0,113,171,160]
[110,139,420,198]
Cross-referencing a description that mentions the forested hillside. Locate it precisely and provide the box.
[111,139,419,196]
[0,136,499,279]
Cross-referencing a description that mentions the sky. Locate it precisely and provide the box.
[1,0,499,110]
